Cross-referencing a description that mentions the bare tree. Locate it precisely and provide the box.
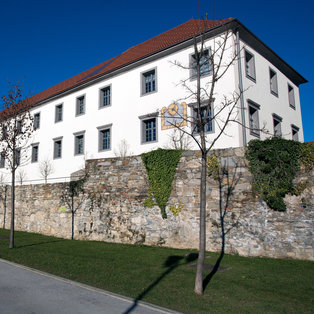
[164,128,193,150]
[0,83,34,248]
[39,158,54,183]
[60,175,87,240]
[165,21,243,294]
[114,139,132,158]
[17,169,27,185]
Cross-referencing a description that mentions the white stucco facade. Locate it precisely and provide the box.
[0,19,306,184]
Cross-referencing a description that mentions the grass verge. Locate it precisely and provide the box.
[0,229,313,313]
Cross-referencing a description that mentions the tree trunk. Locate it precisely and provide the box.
[219,179,225,255]
[3,185,7,229]
[71,195,74,240]
[9,170,15,248]
[194,151,207,295]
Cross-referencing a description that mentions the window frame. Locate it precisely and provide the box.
[269,68,278,96]
[288,84,296,109]
[247,100,260,137]
[97,124,112,152]
[189,48,212,80]
[291,124,299,141]
[272,113,282,137]
[139,112,158,144]
[34,112,40,130]
[16,120,22,134]
[15,148,21,166]
[31,143,39,163]
[189,101,215,135]
[99,85,112,109]
[0,153,5,168]
[76,94,86,116]
[74,131,85,156]
[53,137,63,159]
[244,49,256,82]
[55,104,63,123]
[141,67,157,96]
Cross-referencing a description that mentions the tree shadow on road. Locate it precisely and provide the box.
[123,253,197,314]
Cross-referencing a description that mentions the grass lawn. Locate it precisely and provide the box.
[0,229,313,313]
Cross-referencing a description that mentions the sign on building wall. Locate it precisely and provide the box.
[161,102,187,130]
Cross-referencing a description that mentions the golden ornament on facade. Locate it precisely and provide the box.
[168,103,179,116]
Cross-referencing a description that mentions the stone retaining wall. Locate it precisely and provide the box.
[0,148,313,260]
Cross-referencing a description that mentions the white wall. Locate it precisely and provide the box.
[238,40,304,144]
[0,32,304,184]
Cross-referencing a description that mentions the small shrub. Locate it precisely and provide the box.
[207,152,220,180]
[169,203,184,216]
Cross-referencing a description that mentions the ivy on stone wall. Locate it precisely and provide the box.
[141,149,182,219]
[245,137,313,211]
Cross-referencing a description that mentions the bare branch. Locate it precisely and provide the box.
[39,158,54,184]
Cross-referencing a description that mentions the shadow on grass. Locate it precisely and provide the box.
[203,159,242,292]
[15,239,65,249]
[123,253,197,314]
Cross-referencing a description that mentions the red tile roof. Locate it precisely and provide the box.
[28,18,233,107]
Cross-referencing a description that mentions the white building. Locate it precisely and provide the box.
[0,18,307,183]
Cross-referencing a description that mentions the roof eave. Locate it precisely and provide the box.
[233,18,307,86]
[31,17,307,108]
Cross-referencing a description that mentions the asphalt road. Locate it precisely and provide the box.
[0,259,179,314]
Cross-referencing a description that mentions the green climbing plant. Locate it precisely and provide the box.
[141,148,183,218]
[245,137,313,211]
[207,152,220,180]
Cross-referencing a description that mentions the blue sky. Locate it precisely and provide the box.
[0,0,312,141]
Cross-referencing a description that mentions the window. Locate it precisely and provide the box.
[288,84,295,109]
[31,144,39,163]
[55,104,63,122]
[0,153,5,168]
[272,114,282,137]
[291,125,299,141]
[190,49,211,78]
[98,125,112,151]
[141,68,156,95]
[192,105,214,134]
[139,113,158,143]
[53,138,62,159]
[143,118,156,142]
[16,120,22,134]
[15,149,21,166]
[269,68,278,96]
[100,86,111,108]
[74,132,85,155]
[248,101,260,137]
[76,95,85,115]
[245,50,256,81]
[2,126,7,140]
[34,113,40,129]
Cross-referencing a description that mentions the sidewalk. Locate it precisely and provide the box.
[0,258,180,314]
